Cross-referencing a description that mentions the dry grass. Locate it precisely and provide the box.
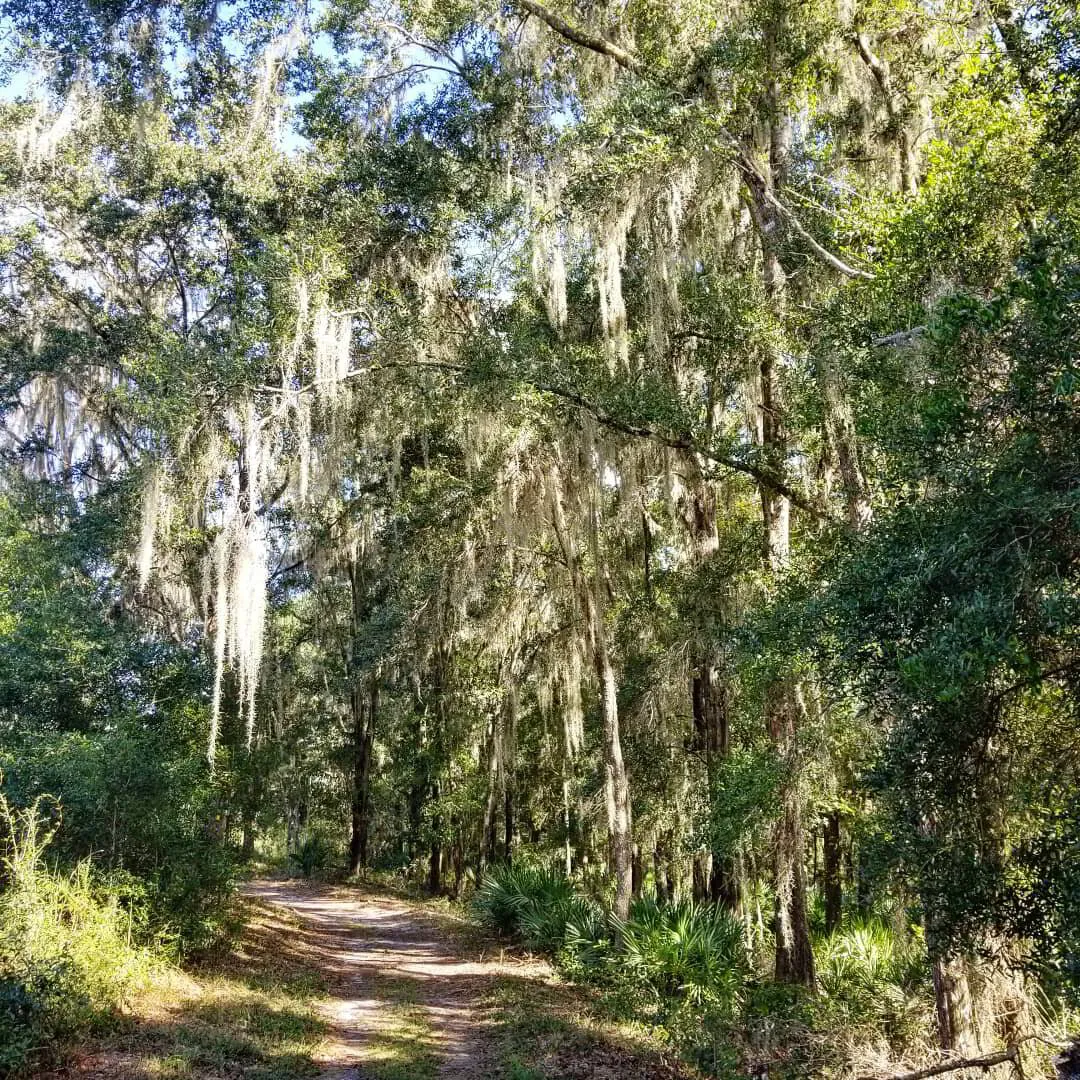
[36,900,329,1080]
[476,970,707,1080]
[38,881,708,1080]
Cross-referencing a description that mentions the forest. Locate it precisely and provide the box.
[0,0,1078,1077]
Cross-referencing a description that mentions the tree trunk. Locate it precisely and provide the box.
[503,685,517,864]
[758,421,814,984]
[820,356,873,528]
[773,801,815,983]
[854,32,918,196]
[682,477,739,910]
[595,628,633,920]
[823,810,842,934]
[768,679,816,987]
[503,783,514,865]
[451,824,464,898]
[692,653,738,908]
[483,714,500,868]
[241,811,256,860]
[346,555,377,876]
[743,77,816,981]
[654,843,669,902]
[562,771,573,876]
[631,844,643,898]
[548,462,633,919]
[424,647,449,894]
[932,955,979,1056]
[655,827,675,903]
[692,852,708,902]
[348,679,377,875]
[428,768,442,896]
[286,802,298,854]
[429,839,441,895]
[693,660,730,758]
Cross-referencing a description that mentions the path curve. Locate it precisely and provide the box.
[243,879,546,1079]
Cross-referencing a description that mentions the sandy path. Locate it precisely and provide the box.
[243,880,544,1079]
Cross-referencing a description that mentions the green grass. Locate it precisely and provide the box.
[23,896,334,1080]
[0,794,158,1073]
[116,969,329,1080]
[358,999,440,1080]
[505,1059,547,1080]
[483,971,684,1079]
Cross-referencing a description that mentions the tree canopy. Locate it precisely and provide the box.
[1,0,1079,1073]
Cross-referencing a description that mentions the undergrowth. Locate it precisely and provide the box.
[472,863,974,1078]
[0,794,156,1075]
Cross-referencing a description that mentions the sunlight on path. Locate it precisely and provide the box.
[243,880,547,1079]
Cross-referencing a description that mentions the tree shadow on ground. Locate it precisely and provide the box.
[43,994,328,1080]
[44,886,700,1080]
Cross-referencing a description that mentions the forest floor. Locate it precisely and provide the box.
[42,878,699,1080]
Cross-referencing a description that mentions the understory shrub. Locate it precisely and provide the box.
[473,866,747,1011]
[1,718,236,953]
[0,795,156,1075]
[470,869,946,1078]
[815,918,930,1040]
[618,896,747,1009]
[474,864,590,947]
[289,829,338,879]
[474,864,565,934]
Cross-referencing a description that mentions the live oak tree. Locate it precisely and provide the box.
[1,0,1079,1071]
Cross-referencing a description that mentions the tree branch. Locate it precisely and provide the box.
[164,238,190,336]
[528,378,825,518]
[871,326,925,347]
[516,0,874,281]
[518,0,642,71]
[862,1045,1018,1080]
[768,187,876,280]
[369,357,827,517]
[380,20,476,87]
[861,1035,1071,1080]
[856,33,897,116]
[731,150,876,279]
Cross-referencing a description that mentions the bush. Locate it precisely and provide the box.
[0,795,155,1074]
[473,869,748,1015]
[289,830,337,879]
[474,864,573,940]
[617,896,747,1010]
[560,899,615,977]
[472,864,610,958]
[0,974,40,1075]
[518,891,605,955]
[153,840,236,952]
[1,716,237,954]
[815,918,930,1041]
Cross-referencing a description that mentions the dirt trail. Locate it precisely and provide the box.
[49,879,693,1080]
[243,880,545,1079]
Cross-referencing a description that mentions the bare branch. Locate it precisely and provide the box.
[860,1035,1071,1080]
[860,1046,1019,1080]
[856,33,897,114]
[380,20,475,86]
[854,32,916,194]
[731,150,876,279]
[526,378,827,518]
[768,188,876,280]
[353,356,828,517]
